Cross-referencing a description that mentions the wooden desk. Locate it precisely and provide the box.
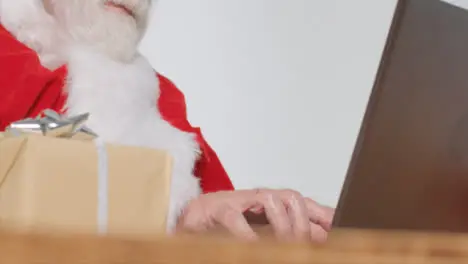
[1,228,467,263]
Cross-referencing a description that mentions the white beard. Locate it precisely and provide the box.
[0,0,151,67]
[50,0,151,62]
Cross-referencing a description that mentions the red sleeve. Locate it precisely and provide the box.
[157,74,235,193]
[0,24,66,130]
[193,133,236,193]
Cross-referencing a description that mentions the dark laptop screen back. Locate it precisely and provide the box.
[333,0,468,232]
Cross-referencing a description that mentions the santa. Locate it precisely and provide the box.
[0,0,334,242]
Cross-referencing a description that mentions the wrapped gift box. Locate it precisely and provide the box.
[0,133,173,236]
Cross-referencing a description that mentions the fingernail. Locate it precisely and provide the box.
[249,207,263,214]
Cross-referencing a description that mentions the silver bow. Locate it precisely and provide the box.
[6,109,97,140]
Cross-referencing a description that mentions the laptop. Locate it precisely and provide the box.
[333,0,468,233]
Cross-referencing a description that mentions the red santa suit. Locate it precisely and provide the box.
[0,1,234,231]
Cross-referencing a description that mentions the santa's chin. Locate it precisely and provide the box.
[66,11,143,63]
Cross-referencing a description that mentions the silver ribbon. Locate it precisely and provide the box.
[6,109,97,139]
[94,138,108,234]
[6,109,108,234]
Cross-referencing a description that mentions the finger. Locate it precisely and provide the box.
[280,190,310,241]
[214,206,258,241]
[257,191,292,241]
[309,223,329,243]
[247,204,264,214]
[305,198,334,231]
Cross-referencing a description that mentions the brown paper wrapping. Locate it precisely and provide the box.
[0,134,173,236]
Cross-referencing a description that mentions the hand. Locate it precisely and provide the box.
[176,189,335,242]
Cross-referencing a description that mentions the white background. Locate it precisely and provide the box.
[140,0,412,207]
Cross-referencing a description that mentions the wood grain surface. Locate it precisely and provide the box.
[1,228,467,264]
